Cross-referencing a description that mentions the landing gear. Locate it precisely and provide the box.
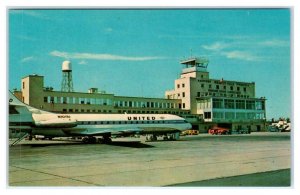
[81,136,97,144]
[163,135,172,141]
[163,133,178,141]
[82,134,112,144]
[146,135,157,141]
[97,136,112,144]
[146,132,180,142]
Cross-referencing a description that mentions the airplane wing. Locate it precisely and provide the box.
[62,126,180,137]
[62,127,142,136]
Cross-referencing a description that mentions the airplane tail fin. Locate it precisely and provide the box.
[9,91,27,107]
[9,91,50,114]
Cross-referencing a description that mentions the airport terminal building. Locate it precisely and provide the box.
[15,75,189,115]
[13,57,267,133]
[165,58,267,132]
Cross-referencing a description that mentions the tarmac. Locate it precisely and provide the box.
[8,132,291,187]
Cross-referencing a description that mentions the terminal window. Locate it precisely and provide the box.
[204,112,211,119]
[246,100,255,110]
[225,99,235,109]
[213,99,223,108]
[236,100,246,109]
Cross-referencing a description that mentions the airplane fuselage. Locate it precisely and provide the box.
[29,113,191,137]
[9,91,192,141]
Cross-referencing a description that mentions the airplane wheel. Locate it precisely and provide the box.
[152,135,157,141]
[82,137,89,144]
[97,138,104,144]
[89,137,97,144]
[98,137,112,144]
[104,137,112,144]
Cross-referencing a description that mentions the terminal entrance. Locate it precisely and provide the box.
[192,125,199,130]
[218,123,232,129]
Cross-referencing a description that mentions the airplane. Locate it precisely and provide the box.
[8,91,192,145]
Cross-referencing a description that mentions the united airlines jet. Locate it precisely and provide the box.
[9,91,192,145]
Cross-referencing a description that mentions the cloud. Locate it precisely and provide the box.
[104,28,113,32]
[202,42,229,51]
[16,35,36,41]
[221,51,260,61]
[49,50,166,61]
[78,60,88,65]
[20,56,34,63]
[201,40,269,62]
[259,39,290,47]
[10,10,50,20]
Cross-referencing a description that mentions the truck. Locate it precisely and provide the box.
[208,126,251,135]
[208,126,230,135]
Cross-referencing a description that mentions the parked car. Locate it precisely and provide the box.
[184,130,199,135]
[208,126,230,135]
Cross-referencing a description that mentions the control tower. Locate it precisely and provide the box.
[180,57,209,68]
[180,57,209,79]
[61,61,74,92]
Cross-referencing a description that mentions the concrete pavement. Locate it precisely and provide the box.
[8,132,291,186]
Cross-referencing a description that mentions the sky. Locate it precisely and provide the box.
[8,9,291,120]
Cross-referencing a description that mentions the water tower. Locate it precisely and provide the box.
[61,60,74,92]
